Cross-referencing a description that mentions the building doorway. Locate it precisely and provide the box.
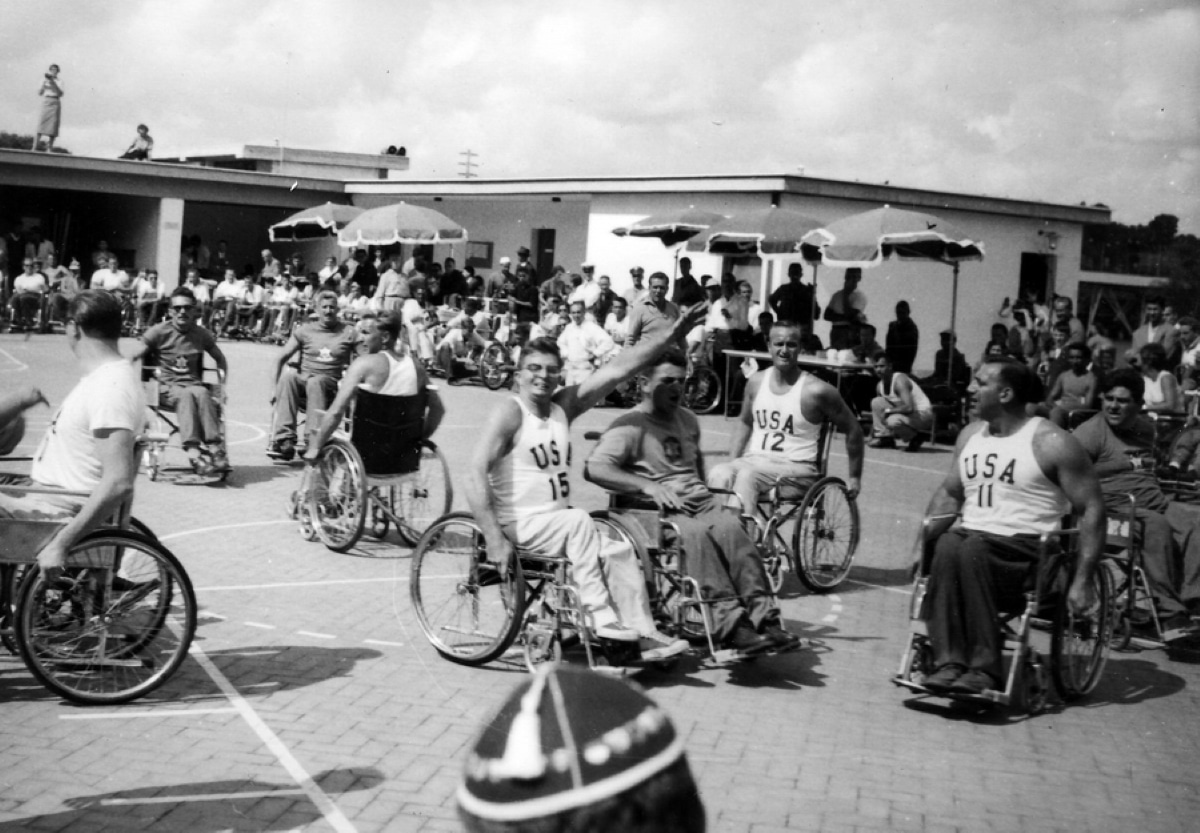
[533,229,556,280]
[1018,252,1056,305]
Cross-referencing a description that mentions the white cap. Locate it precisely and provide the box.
[499,256,512,265]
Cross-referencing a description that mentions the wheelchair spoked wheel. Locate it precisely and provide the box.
[1,564,30,655]
[792,477,860,593]
[410,512,525,665]
[683,366,721,415]
[1050,560,1113,701]
[1102,560,1133,651]
[760,507,800,595]
[394,441,453,547]
[479,344,513,391]
[14,531,197,705]
[307,439,368,553]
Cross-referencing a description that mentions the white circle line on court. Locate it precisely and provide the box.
[226,419,267,446]
[0,346,30,372]
[158,519,295,543]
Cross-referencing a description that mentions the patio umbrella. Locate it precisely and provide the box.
[801,204,985,383]
[268,202,363,242]
[686,206,824,257]
[337,202,467,247]
[686,206,825,321]
[612,207,727,247]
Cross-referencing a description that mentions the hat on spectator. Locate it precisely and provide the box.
[68,259,81,270]
[630,266,644,276]
[499,256,512,265]
[581,262,595,271]
[517,246,531,257]
[458,665,686,824]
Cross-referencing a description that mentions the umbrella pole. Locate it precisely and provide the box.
[811,262,819,328]
[947,262,960,386]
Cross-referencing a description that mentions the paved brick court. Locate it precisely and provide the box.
[1,333,1198,832]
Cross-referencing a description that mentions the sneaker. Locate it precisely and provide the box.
[210,449,231,472]
[905,436,926,453]
[268,439,296,461]
[1159,613,1200,642]
[191,457,216,477]
[867,437,896,449]
[638,631,689,662]
[723,621,775,656]
[593,620,639,642]
[922,663,966,692]
[949,669,999,695]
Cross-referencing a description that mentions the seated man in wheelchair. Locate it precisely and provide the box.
[586,353,802,655]
[269,290,359,460]
[128,286,230,476]
[1071,368,1200,638]
[0,291,145,579]
[303,311,445,464]
[707,319,863,521]
[920,358,1105,695]
[465,308,706,664]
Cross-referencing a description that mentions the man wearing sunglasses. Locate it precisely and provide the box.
[129,287,229,475]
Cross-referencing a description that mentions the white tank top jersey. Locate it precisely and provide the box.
[959,417,1069,536]
[491,397,572,526]
[748,369,821,464]
[358,351,419,396]
[879,372,933,414]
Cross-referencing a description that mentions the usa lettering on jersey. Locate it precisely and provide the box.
[530,439,571,499]
[963,451,1016,508]
[755,408,795,452]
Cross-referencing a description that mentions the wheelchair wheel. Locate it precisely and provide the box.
[479,344,513,391]
[1050,560,1112,701]
[410,512,525,665]
[683,366,721,415]
[307,439,368,553]
[14,531,197,705]
[792,477,859,593]
[1,564,30,655]
[394,441,452,547]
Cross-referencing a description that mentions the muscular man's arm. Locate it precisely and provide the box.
[889,374,917,415]
[814,383,865,496]
[272,333,303,388]
[559,304,705,420]
[1036,424,1107,615]
[923,422,978,522]
[464,400,522,571]
[38,428,137,579]
[584,425,689,512]
[302,357,371,461]
[0,386,47,427]
[205,338,228,377]
[728,372,761,458]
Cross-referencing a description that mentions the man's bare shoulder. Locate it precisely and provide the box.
[1031,416,1086,465]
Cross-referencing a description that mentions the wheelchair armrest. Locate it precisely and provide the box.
[707,487,747,514]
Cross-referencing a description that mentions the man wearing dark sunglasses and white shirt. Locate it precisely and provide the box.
[129,287,229,475]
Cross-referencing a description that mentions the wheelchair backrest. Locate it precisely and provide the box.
[350,388,427,476]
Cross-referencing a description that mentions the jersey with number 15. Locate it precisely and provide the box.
[491,397,573,526]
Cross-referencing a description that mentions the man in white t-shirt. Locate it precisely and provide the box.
[0,290,145,579]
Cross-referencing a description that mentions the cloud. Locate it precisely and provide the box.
[0,0,1196,232]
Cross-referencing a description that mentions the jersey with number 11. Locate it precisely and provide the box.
[959,416,1068,536]
[492,397,572,526]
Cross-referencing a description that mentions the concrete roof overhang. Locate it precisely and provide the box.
[0,148,345,208]
[347,173,1111,226]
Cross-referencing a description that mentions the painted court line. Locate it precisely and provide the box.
[188,644,357,833]
[60,708,237,720]
[159,519,294,543]
[363,638,405,648]
[197,576,411,592]
[102,789,306,806]
[244,621,277,630]
[296,630,336,640]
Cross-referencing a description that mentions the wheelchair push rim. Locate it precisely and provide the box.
[308,439,368,553]
[1050,559,1112,701]
[14,531,197,705]
[394,441,453,547]
[791,477,859,592]
[410,513,525,665]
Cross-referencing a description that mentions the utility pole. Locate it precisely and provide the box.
[459,149,479,179]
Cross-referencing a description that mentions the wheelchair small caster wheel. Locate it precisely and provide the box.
[523,626,561,672]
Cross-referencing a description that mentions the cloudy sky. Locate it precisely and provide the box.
[3,0,1197,232]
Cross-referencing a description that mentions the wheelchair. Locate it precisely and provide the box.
[478,340,514,390]
[748,424,860,594]
[0,474,197,704]
[297,388,450,552]
[141,365,229,482]
[892,516,1111,714]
